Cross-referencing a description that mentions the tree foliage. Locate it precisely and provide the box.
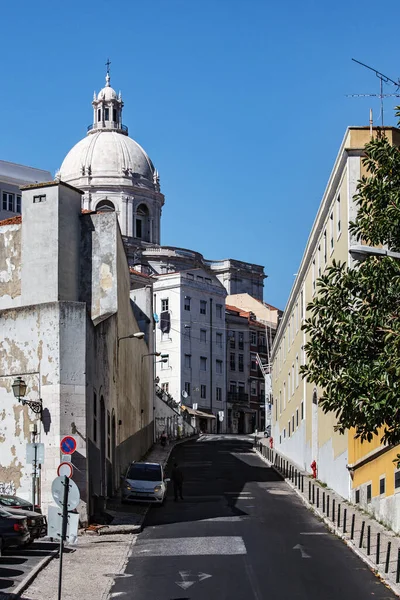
[301,118,400,446]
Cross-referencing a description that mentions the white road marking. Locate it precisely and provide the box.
[300,532,329,536]
[109,593,127,598]
[199,516,247,523]
[224,492,252,495]
[198,572,212,581]
[133,536,247,556]
[293,544,311,558]
[175,570,213,589]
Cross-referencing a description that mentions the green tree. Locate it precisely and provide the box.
[301,120,400,447]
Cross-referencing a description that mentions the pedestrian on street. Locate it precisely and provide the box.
[171,462,184,501]
[160,431,167,448]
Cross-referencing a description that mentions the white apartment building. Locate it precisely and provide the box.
[0,160,51,221]
[153,268,227,433]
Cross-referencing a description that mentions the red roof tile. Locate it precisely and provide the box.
[0,215,22,226]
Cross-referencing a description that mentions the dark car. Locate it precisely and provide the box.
[3,507,47,544]
[0,507,30,554]
[0,494,41,514]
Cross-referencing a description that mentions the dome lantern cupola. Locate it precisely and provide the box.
[88,60,128,136]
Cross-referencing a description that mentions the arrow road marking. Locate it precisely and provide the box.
[293,544,311,559]
[175,571,213,589]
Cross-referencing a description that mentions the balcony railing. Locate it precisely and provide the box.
[227,392,249,404]
[87,123,128,133]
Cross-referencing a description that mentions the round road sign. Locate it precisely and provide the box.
[57,462,73,478]
[60,436,77,455]
[51,476,80,510]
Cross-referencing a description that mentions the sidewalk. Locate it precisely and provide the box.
[20,436,195,600]
[255,440,400,597]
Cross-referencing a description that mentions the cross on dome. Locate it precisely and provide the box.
[105,58,111,87]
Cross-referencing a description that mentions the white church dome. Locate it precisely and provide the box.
[97,85,118,101]
[59,131,155,183]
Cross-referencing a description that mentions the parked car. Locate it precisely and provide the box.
[4,507,47,544]
[121,462,169,504]
[0,494,42,514]
[0,507,30,554]
[264,426,271,437]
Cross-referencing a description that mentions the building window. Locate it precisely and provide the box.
[380,477,385,495]
[200,356,207,371]
[317,244,321,277]
[197,275,203,282]
[216,360,223,374]
[291,364,295,395]
[161,298,169,312]
[205,277,211,284]
[161,382,169,393]
[288,421,291,437]
[98,108,101,121]
[2,192,14,211]
[296,408,299,427]
[216,387,222,402]
[292,414,295,432]
[216,304,223,318]
[395,471,400,489]
[283,383,286,409]
[251,331,257,345]
[283,428,286,439]
[216,332,223,348]
[279,390,282,416]
[355,489,360,503]
[367,484,372,503]
[323,230,327,264]
[184,382,191,396]
[184,296,191,311]
[16,196,21,213]
[295,356,299,387]
[312,258,316,292]
[201,385,207,399]
[238,332,244,350]
[238,354,244,372]
[161,355,169,369]
[229,332,235,349]
[330,212,334,251]
[200,329,207,343]
[33,194,46,204]
[107,411,111,458]
[251,382,257,396]
[104,108,110,121]
[200,300,207,315]
[336,195,341,236]
[93,392,97,443]
[184,354,191,368]
[300,290,304,319]
[184,326,191,340]
[251,355,257,371]
[230,353,236,371]
[136,218,142,238]
[301,400,304,420]
[187,273,194,280]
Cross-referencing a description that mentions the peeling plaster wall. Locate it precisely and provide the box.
[0,224,21,309]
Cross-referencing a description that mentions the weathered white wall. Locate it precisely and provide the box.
[0,223,21,309]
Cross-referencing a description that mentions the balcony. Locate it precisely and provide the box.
[87,123,128,133]
[227,392,249,405]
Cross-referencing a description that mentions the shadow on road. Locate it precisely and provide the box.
[145,437,283,527]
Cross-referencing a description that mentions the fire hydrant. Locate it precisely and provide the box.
[269,437,274,449]
[310,460,317,479]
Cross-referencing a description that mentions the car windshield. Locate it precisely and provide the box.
[127,464,162,482]
[0,496,30,508]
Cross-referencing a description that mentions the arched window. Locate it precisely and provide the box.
[135,203,151,241]
[96,200,115,212]
[312,390,318,405]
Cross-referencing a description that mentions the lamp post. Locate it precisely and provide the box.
[12,377,42,415]
[117,332,145,347]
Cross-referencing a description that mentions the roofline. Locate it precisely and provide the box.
[20,179,84,194]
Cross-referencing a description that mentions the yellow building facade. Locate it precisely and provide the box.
[271,127,400,518]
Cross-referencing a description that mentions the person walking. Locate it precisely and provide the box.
[160,431,167,448]
[171,462,184,501]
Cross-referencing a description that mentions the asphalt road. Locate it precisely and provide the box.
[110,435,396,599]
[0,540,58,597]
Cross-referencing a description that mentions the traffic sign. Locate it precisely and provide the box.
[57,462,73,478]
[48,505,79,544]
[60,436,76,455]
[52,476,80,510]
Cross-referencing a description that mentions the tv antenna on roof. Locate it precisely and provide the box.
[347,58,400,128]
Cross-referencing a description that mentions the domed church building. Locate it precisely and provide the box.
[58,67,164,251]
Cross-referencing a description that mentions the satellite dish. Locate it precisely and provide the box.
[181,390,188,398]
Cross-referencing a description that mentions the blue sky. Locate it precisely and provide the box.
[1,0,400,310]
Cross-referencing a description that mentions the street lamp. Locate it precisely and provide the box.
[12,377,42,415]
[141,352,169,364]
[117,332,145,347]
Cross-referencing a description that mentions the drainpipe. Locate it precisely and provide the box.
[210,298,213,432]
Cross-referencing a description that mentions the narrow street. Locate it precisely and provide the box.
[110,436,396,599]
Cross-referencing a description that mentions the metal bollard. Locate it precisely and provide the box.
[301,475,304,493]
[367,525,371,556]
[308,480,311,501]
[343,508,347,533]
[316,487,319,508]
[351,513,355,540]
[327,495,330,518]
[332,499,335,523]
[312,484,315,505]
[337,503,341,527]
[322,491,325,513]
[385,541,391,574]
[376,532,381,564]
[359,521,365,549]
[396,548,400,583]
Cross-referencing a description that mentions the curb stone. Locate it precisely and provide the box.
[11,546,59,599]
[254,447,400,598]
